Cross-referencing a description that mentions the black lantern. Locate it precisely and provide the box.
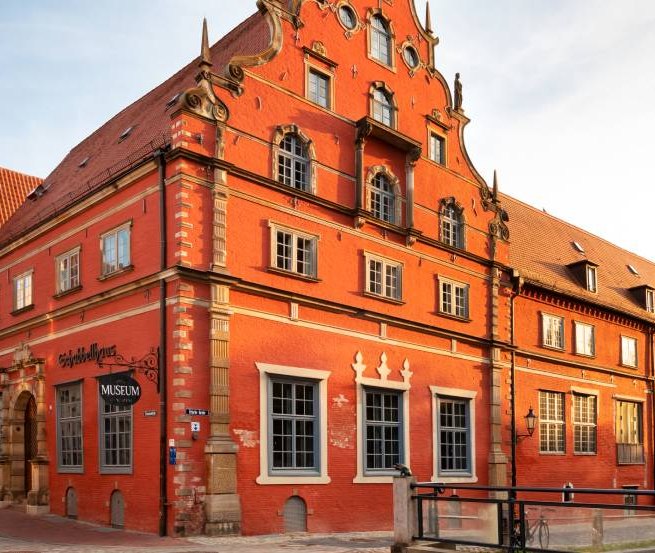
[524,406,537,437]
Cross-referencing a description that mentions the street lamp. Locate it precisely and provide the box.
[516,407,537,440]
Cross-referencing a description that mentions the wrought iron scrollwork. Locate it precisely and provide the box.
[98,347,160,390]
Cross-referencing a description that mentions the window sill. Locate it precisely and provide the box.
[617,461,646,466]
[431,474,478,484]
[54,285,83,299]
[363,291,404,305]
[97,264,134,282]
[57,467,84,474]
[542,344,565,352]
[620,363,638,370]
[267,266,320,282]
[11,304,34,316]
[367,55,397,74]
[573,452,597,456]
[436,311,471,323]
[353,474,396,484]
[99,467,133,475]
[538,451,566,456]
[256,474,330,485]
[574,352,596,359]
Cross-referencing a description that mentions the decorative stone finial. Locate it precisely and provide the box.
[492,170,499,202]
[425,2,433,35]
[200,18,212,69]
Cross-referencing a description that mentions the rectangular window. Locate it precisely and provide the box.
[364,388,402,473]
[57,383,83,471]
[269,378,318,474]
[430,133,445,165]
[13,271,33,311]
[101,225,130,276]
[437,397,471,474]
[99,395,132,473]
[646,289,655,313]
[56,248,80,293]
[616,400,644,464]
[573,394,596,454]
[574,322,595,356]
[439,278,469,318]
[365,253,402,301]
[621,336,637,367]
[308,69,330,108]
[270,224,318,278]
[586,265,597,292]
[542,313,564,349]
[539,391,564,453]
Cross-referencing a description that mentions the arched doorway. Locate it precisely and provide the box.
[24,395,37,495]
[283,496,307,533]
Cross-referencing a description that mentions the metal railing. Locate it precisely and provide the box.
[400,482,655,552]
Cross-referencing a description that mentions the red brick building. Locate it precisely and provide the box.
[0,0,652,538]
[0,167,42,226]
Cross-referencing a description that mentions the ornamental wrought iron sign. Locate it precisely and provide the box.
[97,347,160,390]
[97,371,142,406]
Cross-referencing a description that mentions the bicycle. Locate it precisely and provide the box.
[525,510,550,549]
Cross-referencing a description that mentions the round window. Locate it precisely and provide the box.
[403,46,420,69]
[338,5,357,30]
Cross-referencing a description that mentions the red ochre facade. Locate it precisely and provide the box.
[0,0,652,537]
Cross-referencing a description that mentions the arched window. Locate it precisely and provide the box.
[440,200,464,248]
[370,15,391,65]
[372,87,394,127]
[371,173,395,223]
[278,134,309,191]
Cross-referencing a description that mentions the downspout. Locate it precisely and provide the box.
[156,148,169,537]
[509,270,522,489]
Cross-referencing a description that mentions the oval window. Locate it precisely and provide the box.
[338,5,357,30]
[403,46,420,69]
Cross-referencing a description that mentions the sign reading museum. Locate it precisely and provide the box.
[97,372,142,406]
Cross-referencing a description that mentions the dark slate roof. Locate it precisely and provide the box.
[0,12,266,246]
[0,167,42,226]
[502,193,655,321]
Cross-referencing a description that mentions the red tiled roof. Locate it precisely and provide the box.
[0,11,267,245]
[502,193,655,321]
[0,167,42,226]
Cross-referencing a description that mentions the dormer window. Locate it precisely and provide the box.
[647,289,655,313]
[586,265,597,293]
[629,285,655,313]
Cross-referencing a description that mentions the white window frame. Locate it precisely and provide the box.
[256,362,331,485]
[431,386,477,483]
[539,390,565,454]
[56,247,81,294]
[100,223,131,276]
[647,289,655,313]
[13,270,33,311]
[572,392,597,455]
[277,133,310,191]
[56,381,84,473]
[542,313,564,350]
[364,252,403,301]
[615,397,645,465]
[369,14,392,66]
[574,321,595,357]
[438,277,469,319]
[372,88,394,127]
[586,265,598,293]
[353,359,410,484]
[430,133,445,165]
[98,393,133,474]
[307,67,331,109]
[621,335,637,367]
[269,222,318,278]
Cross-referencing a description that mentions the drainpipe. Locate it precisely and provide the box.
[156,149,169,537]
[509,270,522,489]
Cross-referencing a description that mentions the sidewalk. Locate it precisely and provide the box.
[0,506,392,552]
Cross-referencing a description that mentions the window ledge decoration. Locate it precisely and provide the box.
[97,264,134,282]
[53,285,83,300]
[10,304,35,317]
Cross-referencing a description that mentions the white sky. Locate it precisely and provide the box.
[2,1,654,261]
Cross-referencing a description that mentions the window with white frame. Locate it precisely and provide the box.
[370,172,396,223]
[370,15,392,65]
[365,252,402,301]
[616,400,644,464]
[101,224,130,276]
[99,394,132,473]
[621,336,637,367]
[539,391,564,453]
[573,393,596,454]
[542,313,564,349]
[372,87,394,127]
[256,362,330,485]
[430,133,445,165]
[574,322,595,356]
[440,202,463,248]
[56,247,80,293]
[308,68,330,109]
[647,289,655,313]
[13,271,33,311]
[57,382,83,472]
[277,133,309,191]
[270,224,318,278]
[586,265,598,292]
[364,388,402,473]
[439,278,469,318]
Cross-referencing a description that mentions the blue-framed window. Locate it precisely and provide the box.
[269,378,319,474]
[437,396,472,475]
[364,388,402,473]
